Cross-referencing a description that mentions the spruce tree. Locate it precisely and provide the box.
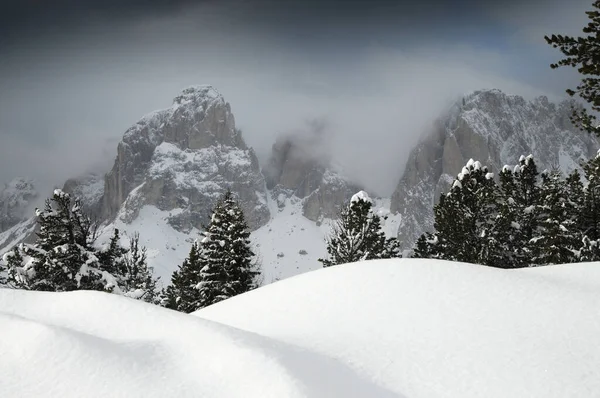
[319,191,397,267]
[5,189,106,291]
[197,190,259,308]
[163,242,203,312]
[545,1,600,136]
[2,191,160,297]
[120,233,160,303]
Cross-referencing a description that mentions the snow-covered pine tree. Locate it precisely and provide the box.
[412,232,440,259]
[579,235,600,261]
[96,228,128,277]
[163,242,203,313]
[416,159,500,266]
[120,232,160,303]
[532,170,581,265]
[4,189,108,292]
[496,155,542,268]
[196,190,259,308]
[581,152,600,241]
[319,191,397,267]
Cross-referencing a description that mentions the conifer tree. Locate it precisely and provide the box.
[197,190,259,307]
[496,155,542,268]
[579,235,600,261]
[163,242,203,312]
[319,191,397,267]
[581,152,600,240]
[120,233,160,303]
[531,170,581,265]
[546,1,600,136]
[2,191,159,298]
[5,189,106,291]
[415,160,500,266]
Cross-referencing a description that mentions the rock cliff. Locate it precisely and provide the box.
[263,123,360,222]
[391,89,598,249]
[101,85,270,232]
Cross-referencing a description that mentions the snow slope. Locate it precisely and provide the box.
[196,258,600,398]
[0,288,401,398]
[93,190,399,286]
[2,259,599,397]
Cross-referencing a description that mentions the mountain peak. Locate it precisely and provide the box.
[172,85,225,110]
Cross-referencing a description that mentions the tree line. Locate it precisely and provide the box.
[0,188,259,314]
[319,155,600,269]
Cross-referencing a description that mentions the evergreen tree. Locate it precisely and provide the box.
[97,228,128,277]
[197,190,259,308]
[579,235,600,261]
[2,191,160,298]
[163,242,203,312]
[5,189,106,291]
[545,1,600,136]
[496,155,542,268]
[415,159,500,266]
[581,152,600,240]
[531,170,581,265]
[319,191,397,267]
[120,233,160,303]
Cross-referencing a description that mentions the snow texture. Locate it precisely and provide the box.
[197,259,600,398]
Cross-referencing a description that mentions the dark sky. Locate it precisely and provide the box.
[0,0,593,195]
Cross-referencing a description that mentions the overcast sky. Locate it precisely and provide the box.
[0,0,593,196]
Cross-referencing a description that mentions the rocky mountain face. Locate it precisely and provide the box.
[262,125,360,222]
[100,85,270,232]
[0,177,38,233]
[391,89,599,250]
[62,173,105,217]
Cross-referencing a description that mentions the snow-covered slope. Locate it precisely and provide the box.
[0,287,398,398]
[3,259,599,398]
[95,191,397,285]
[197,259,600,398]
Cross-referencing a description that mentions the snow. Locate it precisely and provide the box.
[0,288,396,398]
[197,259,600,398]
[97,205,199,284]
[3,258,600,397]
[251,196,329,283]
[351,190,372,204]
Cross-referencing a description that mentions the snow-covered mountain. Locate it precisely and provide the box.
[1,86,597,284]
[391,89,598,249]
[3,258,600,397]
[87,85,368,283]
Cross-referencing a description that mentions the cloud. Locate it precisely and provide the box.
[0,0,580,197]
[485,0,592,44]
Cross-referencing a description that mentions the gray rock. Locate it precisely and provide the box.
[391,89,599,250]
[101,85,270,231]
[264,126,361,221]
[62,173,105,217]
[0,177,38,233]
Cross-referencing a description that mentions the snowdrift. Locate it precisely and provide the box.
[0,286,398,398]
[196,258,600,398]
[2,258,600,397]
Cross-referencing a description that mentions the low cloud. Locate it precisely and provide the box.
[0,0,582,197]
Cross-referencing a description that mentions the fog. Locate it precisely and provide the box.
[0,0,591,197]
